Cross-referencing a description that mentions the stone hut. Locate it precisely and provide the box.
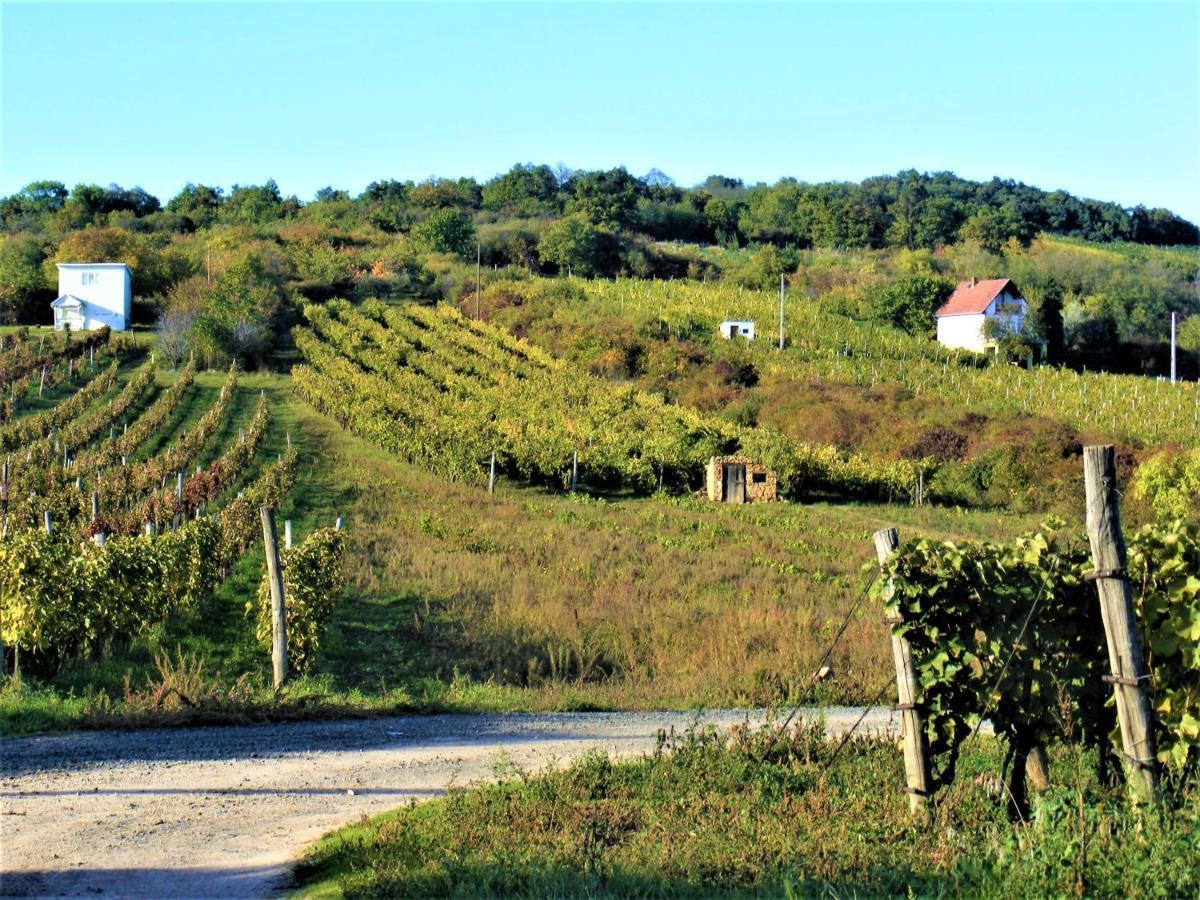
[706,455,777,504]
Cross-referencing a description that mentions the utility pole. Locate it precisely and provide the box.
[1170,312,1177,384]
[778,273,785,350]
[476,243,482,320]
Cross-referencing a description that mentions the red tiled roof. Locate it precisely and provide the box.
[936,278,1016,317]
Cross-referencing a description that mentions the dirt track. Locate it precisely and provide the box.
[0,708,899,898]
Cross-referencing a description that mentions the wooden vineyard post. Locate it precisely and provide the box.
[1083,445,1159,804]
[284,519,293,550]
[260,506,288,689]
[873,527,932,815]
[570,451,579,493]
[488,451,496,494]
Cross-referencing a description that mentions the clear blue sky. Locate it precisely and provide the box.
[2,1,1198,220]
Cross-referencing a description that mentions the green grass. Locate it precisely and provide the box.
[293,725,1200,898]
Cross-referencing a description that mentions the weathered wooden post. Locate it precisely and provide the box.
[488,451,496,494]
[38,366,46,398]
[873,527,932,815]
[260,506,288,689]
[1083,445,1159,804]
[145,521,155,537]
[90,491,99,522]
[570,451,579,493]
[284,519,293,550]
[93,532,106,547]
[335,516,344,531]
[43,511,52,535]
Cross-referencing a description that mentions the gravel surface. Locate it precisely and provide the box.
[0,707,900,898]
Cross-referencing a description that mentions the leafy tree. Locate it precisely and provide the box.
[1024,276,1065,363]
[537,213,615,277]
[412,209,475,257]
[167,184,224,230]
[873,273,953,335]
[1177,315,1200,352]
[221,180,287,225]
[481,164,559,213]
[960,205,1032,253]
[0,235,47,322]
[702,196,741,246]
[568,167,643,229]
[729,245,789,291]
[0,181,69,228]
[740,183,804,245]
[410,178,481,210]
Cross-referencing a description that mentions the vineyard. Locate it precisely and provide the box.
[518,277,1200,448]
[0,329,343,681]
[291,298,933,501]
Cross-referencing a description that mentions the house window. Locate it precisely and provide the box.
[82,272,95,286]
[752,472,767,484]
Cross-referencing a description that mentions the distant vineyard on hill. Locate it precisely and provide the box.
[566,278,1200,447]
[291,299,930,501]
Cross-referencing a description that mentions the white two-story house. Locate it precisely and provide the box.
[51,262,132,331]
[935,277,1027,353]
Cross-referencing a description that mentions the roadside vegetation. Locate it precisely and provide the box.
[293,722,1200,898]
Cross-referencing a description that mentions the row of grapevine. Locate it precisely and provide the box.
[294,299,926,499]
[0,360,122,452]
[878,517,1199,792]
[0,327,119,412]
[0,447,298,666]
[19,361,156,466]
[2,367,261,538]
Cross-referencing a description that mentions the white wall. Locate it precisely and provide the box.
[937,313,986,352]
[55,265,131,330]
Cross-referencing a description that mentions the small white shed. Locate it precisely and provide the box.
[52,262,132,331]
[718,320,756,340]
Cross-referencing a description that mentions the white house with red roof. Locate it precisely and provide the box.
[935,277,1027,353]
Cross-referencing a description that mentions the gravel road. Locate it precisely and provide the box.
[0,707,900,898]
